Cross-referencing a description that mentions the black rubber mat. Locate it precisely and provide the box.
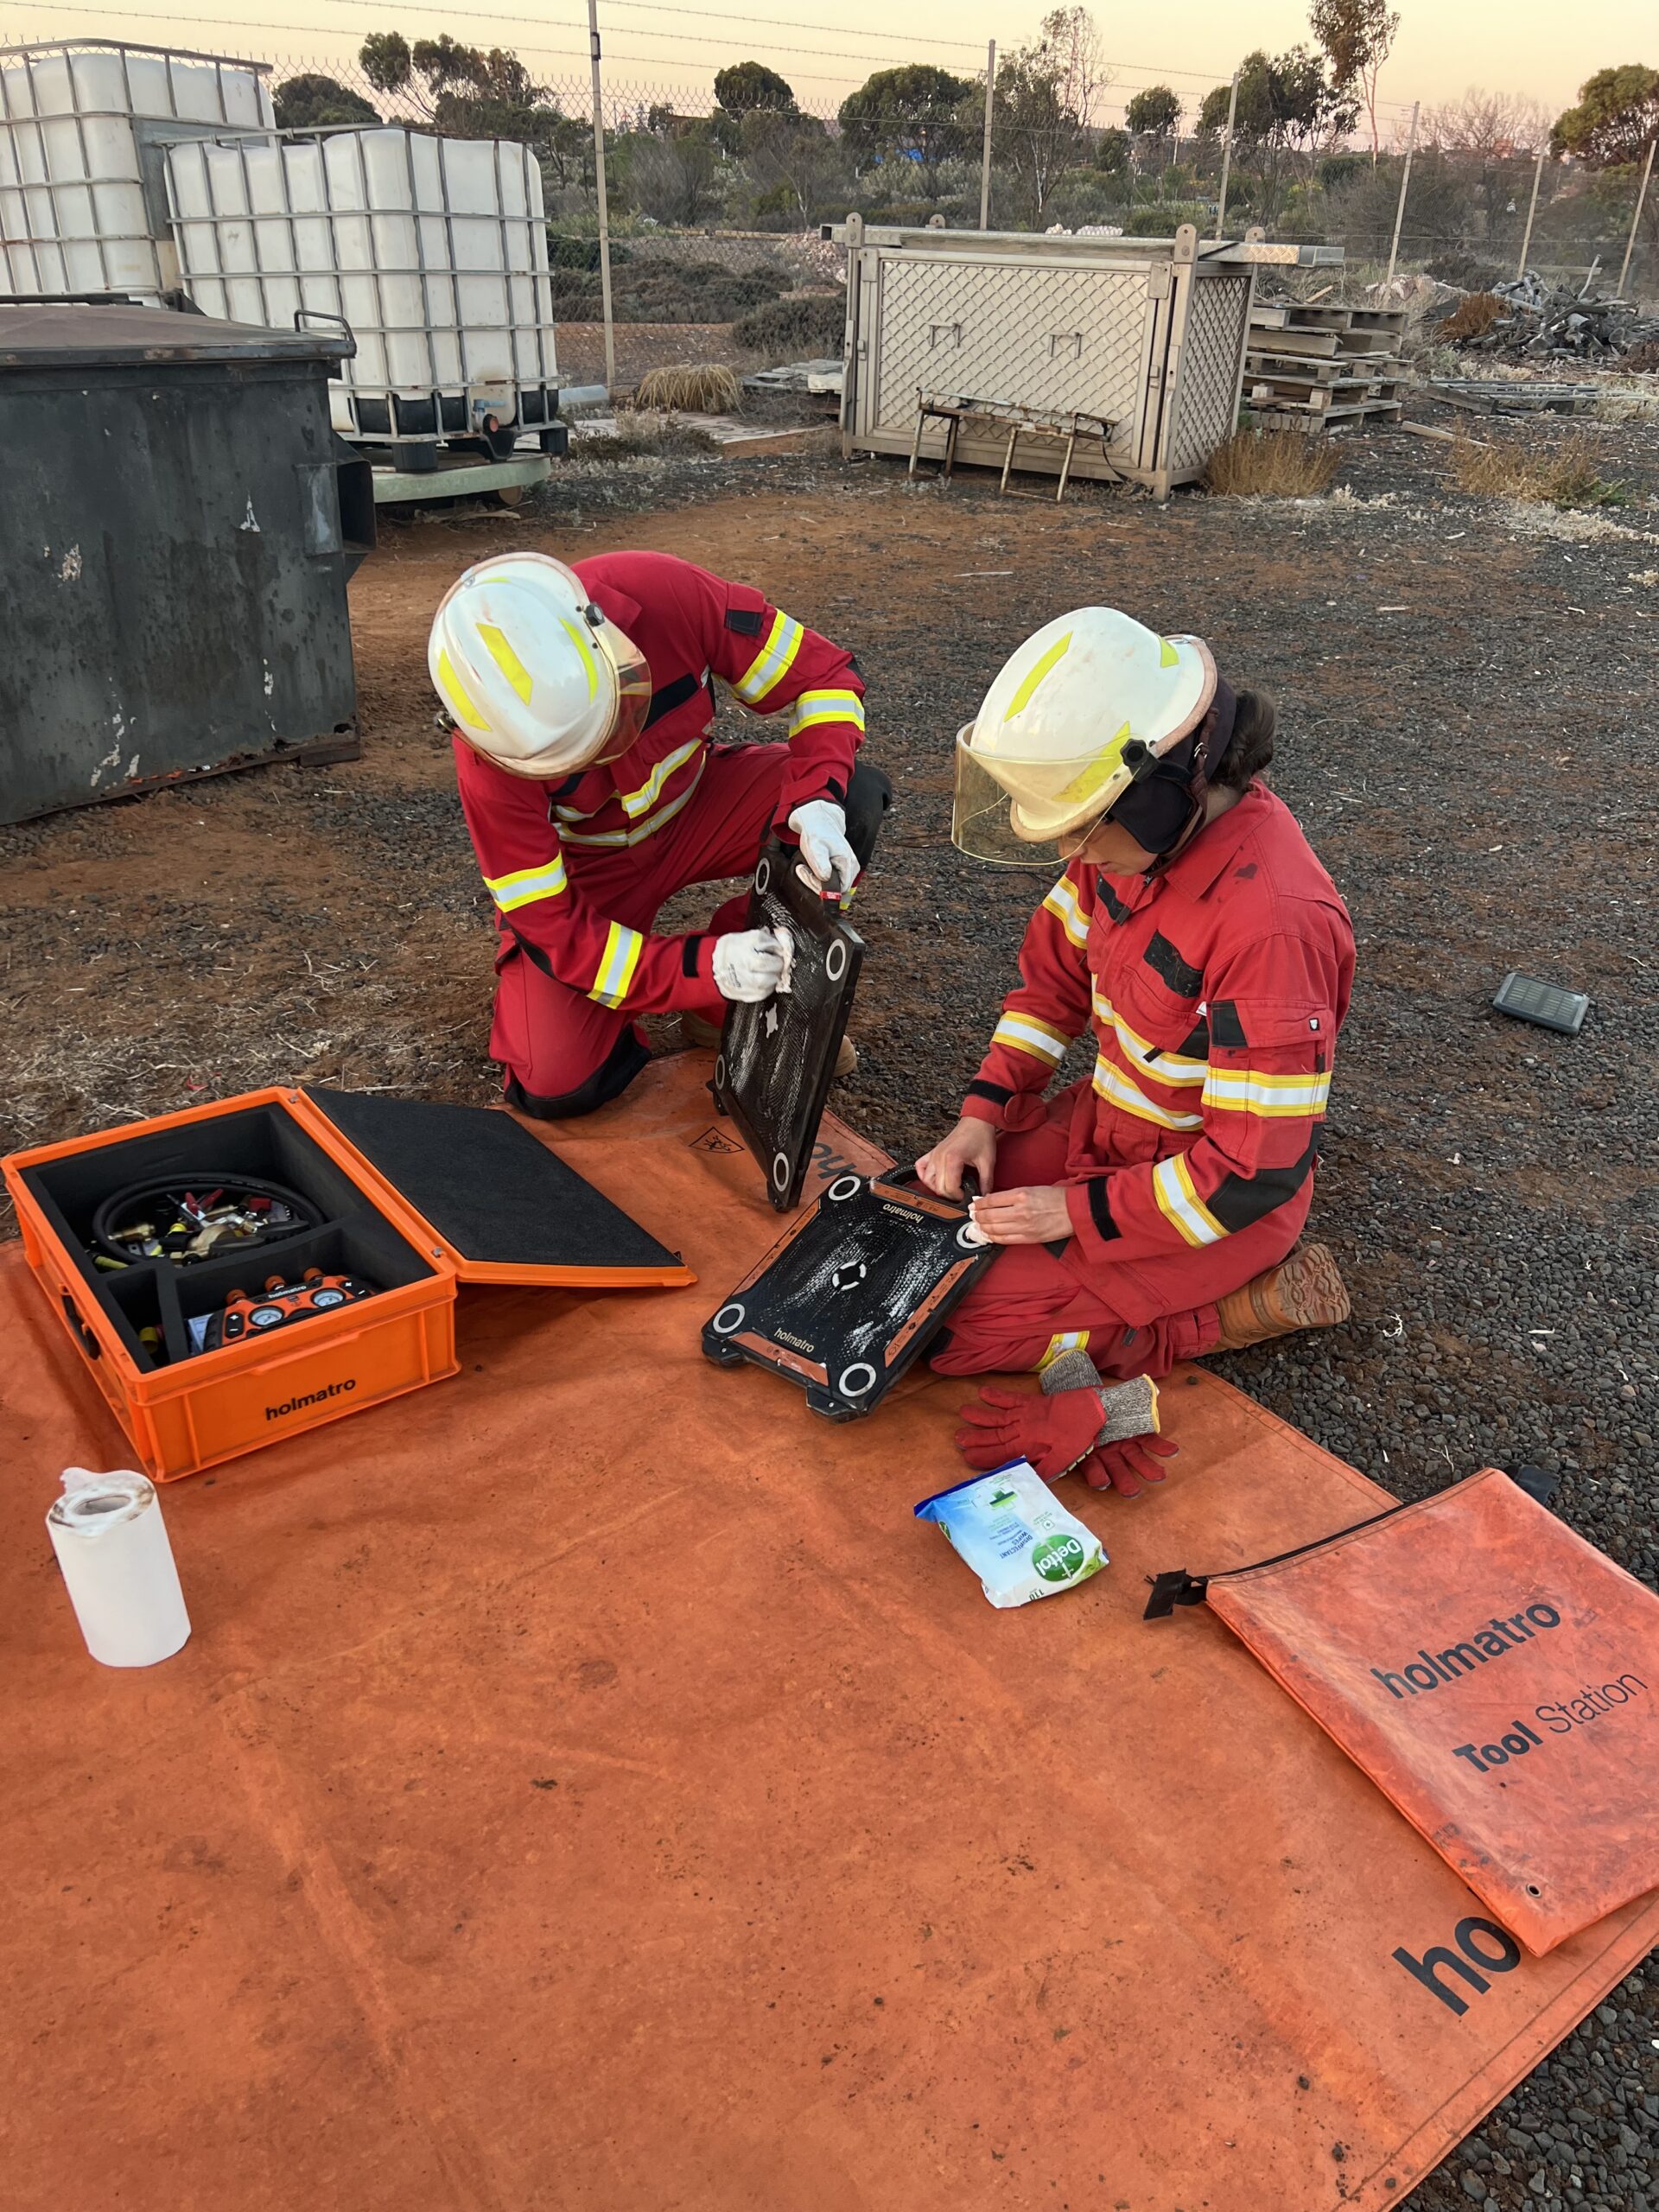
[713,842,863,1212]
[306,1088,684,1274]
[702,1168,995,1419]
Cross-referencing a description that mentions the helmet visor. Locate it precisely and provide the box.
[951,723,1133,867]
[590,620,652,763]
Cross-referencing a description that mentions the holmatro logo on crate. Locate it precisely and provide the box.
[266,1380,357,1421]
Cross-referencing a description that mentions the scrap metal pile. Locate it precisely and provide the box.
[1454,275,1659,363]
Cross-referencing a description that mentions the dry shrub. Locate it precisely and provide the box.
[1205,428,1341,498]
[631,363,742,413]
[1448,430,1630,509]
[1438,290,1507,342]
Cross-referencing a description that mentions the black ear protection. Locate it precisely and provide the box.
[1107,681,1237,859]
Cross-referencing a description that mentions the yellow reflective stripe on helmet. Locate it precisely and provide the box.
[1152,1154,1227,1246]
[435,649,488,734]
[483,856,569,912]
[1092,989,1209,1085]
[790,689,866,735]
[617,738,702,821]
[589,920,645,1007]
[1036,1328,1090,1372]
[1160,638,1179,668]
[561,759,707,848]
[1004,630,1072,721]
[557,615,600,702]
[993,1012,1070,1066]
[1202,1068,1332,1117]
[476,621,533,703]
[734,611,804,704]
[1041,874,1090,950]
[1092,1055,1205,1131]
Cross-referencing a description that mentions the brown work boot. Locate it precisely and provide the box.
[680,1011,857,1077]
[1213,1243,1351,1351]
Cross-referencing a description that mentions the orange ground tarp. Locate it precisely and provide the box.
[5,1055,1656,2212]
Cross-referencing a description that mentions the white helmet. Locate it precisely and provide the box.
[953,607,1216,863]
[429,551,652,778]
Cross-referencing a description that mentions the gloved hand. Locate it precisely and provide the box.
[954,1383,1106,1483]
[787,798,861,901]
[713,925,793,1003]
[1081,1434,1179,1498]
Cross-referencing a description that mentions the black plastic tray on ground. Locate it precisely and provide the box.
[713,842,863,1211]
[701,1167,995,1420]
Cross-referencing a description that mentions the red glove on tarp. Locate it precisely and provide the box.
[1082,1435,1179,1498]
[954,1384,1105,1482]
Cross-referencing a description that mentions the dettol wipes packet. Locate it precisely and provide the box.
[914,1459,1107,1609]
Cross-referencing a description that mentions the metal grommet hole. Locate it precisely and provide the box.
[771,1150,791,1192]
[838,1362,877,1398]
[825,938,848,982]
[714,1055,727,1090]
[754,855,772,896]
[712,1302,746,1336]
[826,1174,861,1202]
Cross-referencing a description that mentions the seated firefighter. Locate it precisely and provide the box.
[917,607,1355,1495]
[429,549,890,1117]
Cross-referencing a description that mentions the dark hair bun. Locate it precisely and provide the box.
[1215,690,1275,790]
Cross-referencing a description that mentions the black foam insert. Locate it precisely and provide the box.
[306,1088,682,1272]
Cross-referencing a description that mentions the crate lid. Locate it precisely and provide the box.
[0,301,353,372]
[302,1088,694,1289]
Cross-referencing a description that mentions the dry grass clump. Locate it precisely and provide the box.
[631,362,742,413]
[1438,290,1507,342]
[1205,427,1342,498]
[1449,430,1630,509]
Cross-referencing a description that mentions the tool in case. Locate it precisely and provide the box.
[5,1086,693,1480]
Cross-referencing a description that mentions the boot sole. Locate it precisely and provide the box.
[1273,1242,1351,1332]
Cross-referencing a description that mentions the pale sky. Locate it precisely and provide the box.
[2,0,1645,124]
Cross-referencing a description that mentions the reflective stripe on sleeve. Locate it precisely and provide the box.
[589,920,645,1007]
[1092,1056,1205,1131]
[483,855,569,912]
[1152,1154,1228,1246]
[1041,874,1089,950]
[1202,1068,1332,1117]
[993,1011,1071,1066]
[790,688,866,736]
[734,611,805,704]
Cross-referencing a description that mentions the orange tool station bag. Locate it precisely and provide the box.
[1147,1465,1659,1954]
[3,1084,692,1482]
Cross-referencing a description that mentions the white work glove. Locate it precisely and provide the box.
[713,925,794,1003]
[787,798,861,901]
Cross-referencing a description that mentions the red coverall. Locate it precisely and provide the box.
[453,550,868,1114]
[931,784,1355,1378]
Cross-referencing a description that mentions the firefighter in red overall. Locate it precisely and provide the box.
[917,607,1355,1496]
[429,549,890,1116]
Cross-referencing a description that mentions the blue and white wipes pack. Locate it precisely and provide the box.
[914,1459,1107,1609]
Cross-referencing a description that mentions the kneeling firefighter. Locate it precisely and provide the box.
[917,608,1355,1496]
[429,550,891,1117]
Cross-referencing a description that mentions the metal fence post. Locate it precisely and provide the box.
[1385,99,1420,283]
[1213,71,1239,242]
[586,0,615,393]
[1617,136,1656,298]
[1516,146,1546,280]
[978,41,995,232]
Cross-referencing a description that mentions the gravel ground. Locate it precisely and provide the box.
[1,410,1655,2204]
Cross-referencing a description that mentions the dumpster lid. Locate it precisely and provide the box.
[300,1087,696,1290]
[0,301,353,371]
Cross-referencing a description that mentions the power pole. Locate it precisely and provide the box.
[1516,145,1546,281]
[1213,71,1240,242]
[1617,136,1656,298]
[979,41,995,231]
[586,0,615,392]
[1385,99,1420,285]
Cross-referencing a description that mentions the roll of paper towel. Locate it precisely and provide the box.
[47,1468,191,1669]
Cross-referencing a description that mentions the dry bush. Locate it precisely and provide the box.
[1205,428,1341,498]
[631,363,742,413]
[1448,430,1630,509]
[1438,291,1506,343]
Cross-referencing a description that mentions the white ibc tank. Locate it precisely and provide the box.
[0,40,273,300]
[166,127,559,441]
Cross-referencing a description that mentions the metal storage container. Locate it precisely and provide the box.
[0,300,373,825]
[0,38,274,302]
[836,219,1341,499]
[164,126,561,452]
